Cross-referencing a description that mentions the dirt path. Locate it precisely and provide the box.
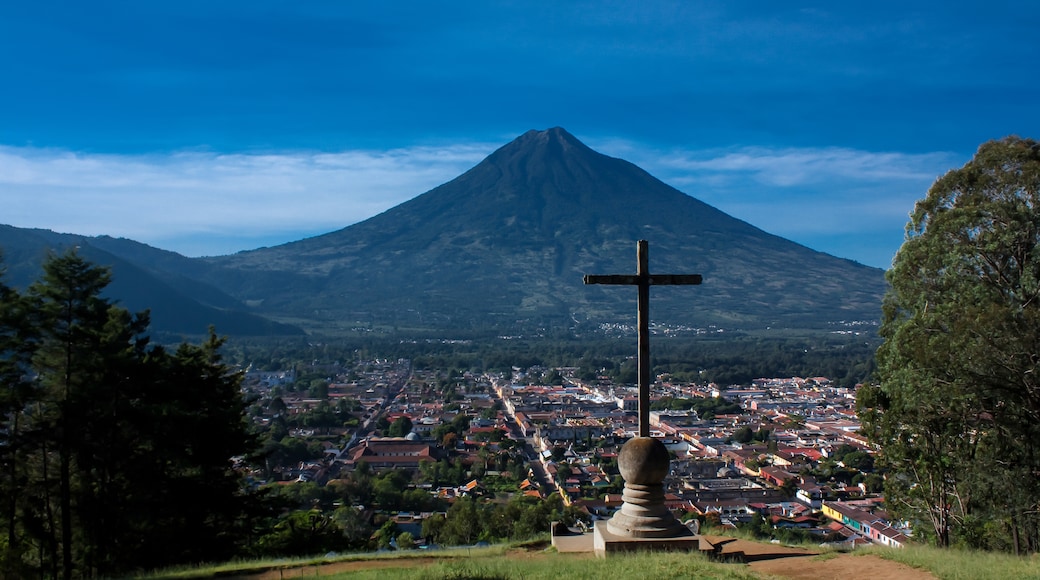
[699,537,935,580]
[239,557,446,578]
[749,552,932,580]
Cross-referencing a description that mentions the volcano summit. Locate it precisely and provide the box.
[196,127,886,336]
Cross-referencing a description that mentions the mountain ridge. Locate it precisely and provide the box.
[0,225,304,337]
[1,128,886,337]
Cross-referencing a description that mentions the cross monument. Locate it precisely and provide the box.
[584,240,702,437]
[584,240,703,546]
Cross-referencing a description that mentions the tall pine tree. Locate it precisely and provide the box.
[0,259,39,577]
[0,249,266,577]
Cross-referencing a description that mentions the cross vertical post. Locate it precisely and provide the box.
[584,240,702,438]
[637,241,651,437]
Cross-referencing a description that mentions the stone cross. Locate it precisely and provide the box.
[584,240,702,438]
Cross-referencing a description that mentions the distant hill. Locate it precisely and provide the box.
[1,128,886,338]
[0,225,304,338]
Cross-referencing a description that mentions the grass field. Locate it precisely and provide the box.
[865,543,1040,580]
[137,536,1040,580]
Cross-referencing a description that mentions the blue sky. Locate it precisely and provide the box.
[3,2,1038,269]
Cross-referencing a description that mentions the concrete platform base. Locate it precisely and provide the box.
[550,530,595,553]
[592,520,699,557]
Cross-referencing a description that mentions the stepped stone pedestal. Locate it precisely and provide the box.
[593,437,698,556]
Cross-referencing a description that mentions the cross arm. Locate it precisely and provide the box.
[584,274,702,286]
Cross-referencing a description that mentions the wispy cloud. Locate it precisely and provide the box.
[3,143,494,255]
[592,139,963,267]
[3,139,962,267]
[640,145,958,231]
[654,146,952,186]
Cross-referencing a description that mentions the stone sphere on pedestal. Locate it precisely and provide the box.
[603,435,688,539]
[618,436,670,485]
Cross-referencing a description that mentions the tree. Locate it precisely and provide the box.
[859,137,1040,553]
[0,250,267,576]
[732,426,754,444]
[254,509,345,557]
[841,450,874,472]
[139,331,266,566]
[332,506,373,549]
[437,497,481,545]
[372,471,407,507]
[307,379,329,399]
[373,519,398,550]
[551,446,566,462]
[543,370,564,385]
[441,431,458,451]
[421,513,446,541]
[27,249,126,579]
[0,264,38,577]
[395,531,416,550]
[387,416,413,438]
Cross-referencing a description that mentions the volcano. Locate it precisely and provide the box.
[194,127,886,335]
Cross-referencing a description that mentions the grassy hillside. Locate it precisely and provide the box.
[137,536,1040,580]
[873,543,1040,579]
[139,544,755,580]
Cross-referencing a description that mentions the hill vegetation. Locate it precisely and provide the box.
[0,251,266,578]
[0,225,304,338]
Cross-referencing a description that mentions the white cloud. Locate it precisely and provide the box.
[590,139,964,267]
[2,138,964,267]
[647,146,957,235]
[652,146,953,187]
[2,143,495,255]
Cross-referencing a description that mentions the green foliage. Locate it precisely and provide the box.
[139,544,766,580]
[373,519,399,550]
[227,332,878,394]
[265,481,338,510]
[308,379,329,399]
[739,512,837,546]
[432,414,471,446]
[396,531,416,550]
[616,359,638,384]
[388,416,414,438]
[834,447,874,472]
[428,494,588,547]
[0,250,267,577]
[0,261,36,578]
[372,470,409,508]
[418,458,468,488]
[254,509,350,557]
[541,369,564,385]
[860,137,1040,553]
[438,497,481,546]
[732,426,755,444]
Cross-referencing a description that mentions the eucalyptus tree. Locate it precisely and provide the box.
[860,137,1040,552]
